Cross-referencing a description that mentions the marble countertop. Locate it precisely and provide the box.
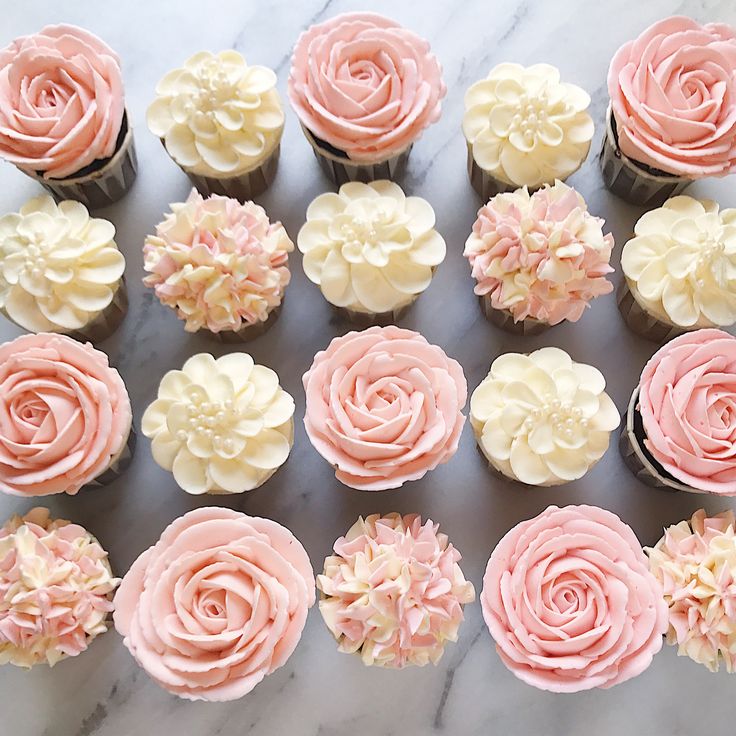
[1,1,736,735]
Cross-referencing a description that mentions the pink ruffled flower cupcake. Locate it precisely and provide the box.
[0,24,136,209]
[481,505,668,692]
[318,513,474,667]
[621,329,736,495]
[143,189,293,342]
[647,509,736,674]
[114,507,315,702]
[303,326,467,490]
[288,12,445,185]
[0,507,119,667]
[464,181,614,335]
[603,16,736,206]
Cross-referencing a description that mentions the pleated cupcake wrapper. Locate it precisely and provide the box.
[332,301,414,327]
[599,106,690,208]
[616,278,689,344]
[466,143,532,201]
[204,304,281,344]
[84,426,137,490]
[479,295,551,336]
[301,125,411,186]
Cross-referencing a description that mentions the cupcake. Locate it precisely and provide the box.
[620,196,736,342]
[142,352,294,495]
[463,63,594,200]
[143,189,292,341]
[646,509,736,673]
[303,326,466,490]
[0,333,133,496]
[147,50,284,200]
[288,12,445,185]
[0,507,119,668]
[0,24,136,209]
[114,507,315,701]
[470,348,620,486]
[621,329,736,495]
[318,513,475,668]
[481,505,668,692]
[297,180,446,324]
[603,17,736,206]
[0,195,127,342]
[464,182,614,335]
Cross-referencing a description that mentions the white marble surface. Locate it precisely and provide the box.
[1,1,736,734]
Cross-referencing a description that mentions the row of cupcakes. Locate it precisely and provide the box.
[0,16,734,209]
[2,503,733,697]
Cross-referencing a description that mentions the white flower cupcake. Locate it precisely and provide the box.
[142,352,294,494]
[0,195,126,342]
[147,50,284,199]
[470,348,620,486]
[297,181,446,324]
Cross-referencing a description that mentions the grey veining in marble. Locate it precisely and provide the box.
[1,1,736,735]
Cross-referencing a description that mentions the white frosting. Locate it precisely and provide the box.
[147,50,284,177]
[463,63,594,188]
[297,181,446,314]
[141,353,294,494]
[470,347,620,486]
[621,196,736,328]
[0,196,125,332]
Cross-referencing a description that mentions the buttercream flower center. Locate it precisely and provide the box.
[195,60,240,111]
[509,92,554,144]
[176,397,240,454]
[525,397,587,435]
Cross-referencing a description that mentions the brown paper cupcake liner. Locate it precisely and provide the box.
[479,294,551,336]
[301,125,411,186]
[84,426,136,489]
[333,301,413,327]
[599,106,690,208]
[204,304,281,344]
[616,278,688,344]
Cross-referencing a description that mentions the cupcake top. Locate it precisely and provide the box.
[470,348,620,486]
[318,513,475,668]
[0,333,131,497]
[608,16,736,177]
[142,352,294,494]
[646,509,736,673]
[288,12,445,161]
[0,24,125,179]
[481,505,668,692]
[0,195,125,334]
[463,63,594,188]
[0,507,119,667]
[143,189,292,333]
[464,182,614,325]
[147,50,284,178]
[114,507,315,701]
[297,181,446,314]
[621,196,736,329]
[638,329,736,495]
[303,325,466,490]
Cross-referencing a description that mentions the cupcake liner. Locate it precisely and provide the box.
[301,125,411,186]
[616,278,686,343]
[466,144,524,201]
[84,426,137,489]
[599,106,690,208]
[205,304,281,344]
[333,301,413,327]
[479,295,550,336]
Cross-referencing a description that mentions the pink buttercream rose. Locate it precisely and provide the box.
[0,333,131,497]
[608,16,736,177]
[481,505,668,692]
[638,329,736,495]
[113,507,315,702]
[288,12,445,161]
[303,326,467,490]
[0,24,125,179]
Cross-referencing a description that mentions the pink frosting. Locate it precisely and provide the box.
[608,16,736,177]
[0,24,125,179]
[638,328,736,495]
[288,12,445,161]
[481,505,668,692]
[113,507,315,702]
[0,333,131,497]
[302,326,466,490]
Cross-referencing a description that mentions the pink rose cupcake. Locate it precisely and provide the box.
[114,507,315,701]
[0,333,133,497]
[481,505,668,692]
[318,513,475,667]
[0,24,136,209]
[303,326,467,490]
[621,329,736,495]
[288,12,445,185]
[603,16,736,206]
